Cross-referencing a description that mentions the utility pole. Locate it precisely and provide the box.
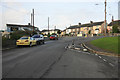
[104,0,107,36]
[54,26,56,33]
[48,17,50,35]
[33,9,34,34]
[31,13,33,26]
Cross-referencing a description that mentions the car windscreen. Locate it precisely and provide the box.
[32,35,40,38]
[20,37,28,40]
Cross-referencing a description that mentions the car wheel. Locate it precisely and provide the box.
[17,45,20,47]
[35,42,37,46]
[42,41,45,44]
[37,41,39,45]
[29,42,32,47]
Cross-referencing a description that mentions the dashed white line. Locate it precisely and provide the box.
[109,63,114,67]
[98,56,102,59]
[103,59,107,62]
[95,54,98,56]
[86,52,90,54]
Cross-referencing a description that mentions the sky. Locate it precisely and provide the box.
[0,0,119,31]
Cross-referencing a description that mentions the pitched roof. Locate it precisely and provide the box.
[6,24,38,28]
[108,20,120,26]
[41,29,61,32]
[67,25,78,29]
[92,21,104,26]
[67,21,104,29]
[80,21,104,27]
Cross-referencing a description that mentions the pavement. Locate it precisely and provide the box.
[2,36,119,79]
[2,37,50,51]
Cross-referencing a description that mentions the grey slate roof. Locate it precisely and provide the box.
[67,21,104,29]
[108,20,120,26]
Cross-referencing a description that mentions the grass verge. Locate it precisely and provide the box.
[90,36,119,54]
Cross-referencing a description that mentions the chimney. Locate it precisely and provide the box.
[90,21,93,24]
[112,16,114,22]
[78,23,81,26]
[28,23,31,26]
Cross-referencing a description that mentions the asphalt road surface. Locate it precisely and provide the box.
[2,36,118,78]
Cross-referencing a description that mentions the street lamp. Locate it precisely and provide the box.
[95,0,107,36]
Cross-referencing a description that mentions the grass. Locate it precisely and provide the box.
[90,36,119,54]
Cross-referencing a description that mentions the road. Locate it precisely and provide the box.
[2,36,118,78]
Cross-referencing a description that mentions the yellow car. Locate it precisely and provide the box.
[16,36,37,47]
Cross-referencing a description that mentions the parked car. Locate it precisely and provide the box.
[50,35,58,40]
[32,34,44,45]
[16,36,36,47]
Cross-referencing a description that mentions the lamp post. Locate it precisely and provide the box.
[48,17,50,35]
[95,0,107,36]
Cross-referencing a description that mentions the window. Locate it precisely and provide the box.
[20,37,28,40]
[11,27,18,31]
[32,35,40,38]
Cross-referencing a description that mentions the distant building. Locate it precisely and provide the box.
[107,20,120,33]
[6,23,40,33]
[41,29,61,35]
[65,21,105,36]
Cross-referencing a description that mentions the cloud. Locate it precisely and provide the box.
[2,0,119,2]
[0,1,29,30]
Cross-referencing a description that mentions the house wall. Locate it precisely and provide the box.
[107,26,112,33]
[92,25,103,34]
[66,29,71,34]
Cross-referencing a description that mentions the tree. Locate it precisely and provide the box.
[88,30,91,34]
[10,30,37,40]
[57,30,61,35]
[51,33,57,35]
[112,24,119,33]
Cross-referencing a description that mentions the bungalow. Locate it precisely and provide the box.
[6,23,40,33]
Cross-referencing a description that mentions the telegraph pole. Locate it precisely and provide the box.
[33,9,34,34]
[54,26,56,33]
[48,17,49,35]
[104,0,107,36]
[31,13,33,26]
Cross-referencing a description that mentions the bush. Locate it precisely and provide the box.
[2,36,16,47]
[10,30,37,40]
[112,24,120,33]
[51,33,57,35]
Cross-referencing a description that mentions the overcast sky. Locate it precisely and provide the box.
[0,0,119,30]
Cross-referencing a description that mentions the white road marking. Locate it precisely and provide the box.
[86,52,90,54]
[95,54,98,56]
[98,56,102,59]
[109,63,114,67]
[103,59,107,62]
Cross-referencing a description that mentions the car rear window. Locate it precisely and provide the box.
[51,35,55,37]
[20,37,28,40]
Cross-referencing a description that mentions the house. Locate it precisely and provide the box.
[91,21,105,36]
[6,23,40,33]
[65,21,105,36]
[67,25,78,36]
[41,29,61,35]
[107,20,120,33]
